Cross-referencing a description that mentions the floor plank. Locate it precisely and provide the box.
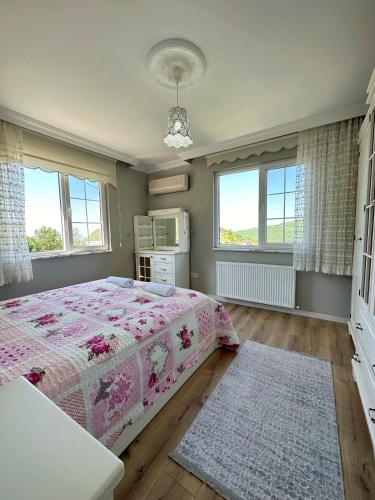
[114,305,375,500]
[165,461,202,496]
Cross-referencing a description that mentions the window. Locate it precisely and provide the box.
[215,161,300,249]
[218,169,259,246]
[69,177,104,247]
[266,165,298,245]
[24,167,109,255]
[25,169,64,252]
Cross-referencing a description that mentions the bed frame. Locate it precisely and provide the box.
[111,343,217,456]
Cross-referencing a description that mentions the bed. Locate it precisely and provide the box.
[0,280,239,455]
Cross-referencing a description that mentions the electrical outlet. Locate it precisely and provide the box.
[191,272,199,279]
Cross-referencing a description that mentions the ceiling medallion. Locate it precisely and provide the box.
[146,39,206,149]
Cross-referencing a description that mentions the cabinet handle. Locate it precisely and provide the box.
[353,353,361,363]
[372,365,375,375]
[355,323,363,331]
[369,408,375,424]
[161,268,167,271]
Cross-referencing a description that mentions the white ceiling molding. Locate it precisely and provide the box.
[0,105,137,165]
[130,162,154,173]
[146,38,206,89]
[0,101,368,175]
[206,134,298,167]
[177,101,368,162]
[145,158,191,173]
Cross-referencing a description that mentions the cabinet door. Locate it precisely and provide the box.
[134,216,153,251]
[136,254,153,282]
[352,130,371,322]
[355,110,375,332]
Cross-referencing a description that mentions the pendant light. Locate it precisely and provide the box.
[146,39,206,150]
[164,66,193,148]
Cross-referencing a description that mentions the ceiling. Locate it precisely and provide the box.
[0,0,374,171]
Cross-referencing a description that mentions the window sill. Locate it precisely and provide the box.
[30,249,112,261]
[212,247,293,254]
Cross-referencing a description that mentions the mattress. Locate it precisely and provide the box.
[0,280,239,451]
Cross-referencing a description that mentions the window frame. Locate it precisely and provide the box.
[213,157,298,252]
[24,165,110,258]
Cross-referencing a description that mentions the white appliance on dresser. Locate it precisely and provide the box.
[134,208,190,288]
[350,68,375,455]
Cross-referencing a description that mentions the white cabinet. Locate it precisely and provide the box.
[0,378,124,500]
[134,208,189,253]
[134,208,190,289]
[135,251,190,288]
[350,68,375,456]
[133,215,154,251]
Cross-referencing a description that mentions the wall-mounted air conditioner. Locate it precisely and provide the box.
[149,174,189,195]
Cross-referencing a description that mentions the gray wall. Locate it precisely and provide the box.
[148,156,352,319]
[0,165,148,301]
[0,154,352,319]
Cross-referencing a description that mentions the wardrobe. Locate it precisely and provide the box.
[350,68,375,455]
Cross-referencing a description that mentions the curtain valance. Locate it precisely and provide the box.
[206,134,298,167]
[23,131,117,186]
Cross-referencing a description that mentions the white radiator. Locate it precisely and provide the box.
[216,262,296,309]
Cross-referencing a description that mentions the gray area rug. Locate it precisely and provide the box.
[170,340,344,500]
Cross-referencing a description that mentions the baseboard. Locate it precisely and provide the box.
[209,295,348,324]
[347,319,358,349]
[347,319,354,337]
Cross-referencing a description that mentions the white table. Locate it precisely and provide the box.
[0,377,124,500]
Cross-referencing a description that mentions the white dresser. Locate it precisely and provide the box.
[350,68,375,455]
[135,251,190,288]
[134,208,190,288]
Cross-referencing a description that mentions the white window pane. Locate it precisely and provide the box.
[267,219,284,244]
[69,176,85,198]
[88,224,103,245]
[86,200,101,223]
[24,168,64,252]
[219,169,259,246]
[71,199,87,222]
[267,194,284,219]
[284,219,295,244]
[85,180,100,201]
[285,192,296,218]
[267,168,284,194]
[285,166,297,191]
[72,223,88,246]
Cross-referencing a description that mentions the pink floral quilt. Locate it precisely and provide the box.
[0,280,239,451]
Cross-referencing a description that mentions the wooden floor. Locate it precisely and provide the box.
[114,304,375,500]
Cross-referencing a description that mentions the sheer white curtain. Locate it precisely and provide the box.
[294,117,362,276]
[0,120,33,285]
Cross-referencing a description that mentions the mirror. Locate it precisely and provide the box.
[155,217,179,247]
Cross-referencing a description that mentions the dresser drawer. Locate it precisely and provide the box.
[153,273,175,286]
[154,262,174,275]
[154,254,173,265]
[352,340,375,454]
[356,310,375,383]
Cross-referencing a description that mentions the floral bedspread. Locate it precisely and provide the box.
[0,280,239,451]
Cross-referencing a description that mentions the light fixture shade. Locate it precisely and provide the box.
[164,106,193,148]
